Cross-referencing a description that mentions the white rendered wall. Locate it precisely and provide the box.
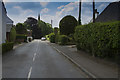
[2,2,6,43]
[0,0,2,44]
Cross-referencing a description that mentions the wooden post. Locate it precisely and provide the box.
[78,0,81,25]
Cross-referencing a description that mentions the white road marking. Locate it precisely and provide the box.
[27,67,32,80]
[33,53,36,62]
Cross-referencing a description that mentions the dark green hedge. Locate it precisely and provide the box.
[74,21,120,59]
[2,42,14,53]
[16,34,27,42]
[10,27,16,42]
[59,15,77,36]
[49,33,55,43]
[59,35,69,45]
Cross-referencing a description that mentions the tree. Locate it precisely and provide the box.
[38,20,53,37]
[24,17,42,39]
[54,27,58,35]
[15,23,27,34]
[59,15,77,36]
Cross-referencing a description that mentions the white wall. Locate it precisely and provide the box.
[0,1,2,80]
[0,1,2,44]
[2,2,7,43]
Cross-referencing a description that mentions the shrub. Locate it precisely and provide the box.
[74,21,120,59]
[2,42,14,53]
[59,35,69,45]
[10,27,16,42]
[59,15,77,36]
[49,33,55,43]
[55,34,60,44]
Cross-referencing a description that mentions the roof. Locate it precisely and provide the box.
[6,16,13,24]
[2,2,7,14]
[95,1,120,22]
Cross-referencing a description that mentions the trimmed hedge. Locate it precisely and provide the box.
[10,27,16,42]
[49,33,55,43]
[59,35,69,45]
[74,21,120,59]
[16,34,27,42]
[2,42,14,53]
[59,15,77,36]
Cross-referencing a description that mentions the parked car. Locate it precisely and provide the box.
[41,37,46,41]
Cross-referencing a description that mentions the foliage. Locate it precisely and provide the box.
[15,23,27,34]
[59,15,77,36]
[49,33,55,43]
[10,27,16,42]
[24,17,53,39]
[59,35,69,45]
[38,20,53,37]
[74,21,120,59]
[54,27,59,35]
[16,34,27,42]
[2,42,14,53]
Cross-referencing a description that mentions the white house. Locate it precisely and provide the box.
[0,1,13,44]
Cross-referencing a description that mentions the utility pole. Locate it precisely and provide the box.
[78,0,82,25]
[38,13,40,21]
[51,20,53,28]
[93,0,95,23]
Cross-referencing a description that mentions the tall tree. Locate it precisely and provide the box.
[78,0,82,25]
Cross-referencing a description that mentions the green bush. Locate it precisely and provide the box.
[59,35,69,45]
[49,33,55,43]
[59,15,77,36]
[10,27,16,42]
[2,42,14,53]
[74,21,120,59]
[16,34,27,42]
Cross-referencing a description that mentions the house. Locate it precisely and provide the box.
[6,16,14,41]
[0,1,13,44]
[95,1,120,22]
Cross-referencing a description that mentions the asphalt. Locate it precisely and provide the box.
[49,42,118,78]
[2,40,86,78]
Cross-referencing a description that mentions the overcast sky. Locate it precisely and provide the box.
[4,1,111,27]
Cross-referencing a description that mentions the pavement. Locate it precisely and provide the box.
[48,42,118,78]
[2,40,87,78]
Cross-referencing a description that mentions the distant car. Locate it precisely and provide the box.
[41,37,46,41]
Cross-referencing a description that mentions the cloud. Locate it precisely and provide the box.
[40,8,49,14]
[57,5,64,9]
[40,2,49,7]
[9,6,34,24]
[98,4,106,9]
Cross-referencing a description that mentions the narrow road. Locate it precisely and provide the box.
[3,40,86,78]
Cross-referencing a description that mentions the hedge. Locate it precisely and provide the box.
[74,21,120,59]
[59,15,77,36]
[49,33,55,43]
[16,34,27,42]
[2,42,14,53]
[59,35,69,45]
[10,27,16,42]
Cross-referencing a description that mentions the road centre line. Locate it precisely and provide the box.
[27,67,32,80]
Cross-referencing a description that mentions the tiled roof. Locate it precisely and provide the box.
[95,1,120,22]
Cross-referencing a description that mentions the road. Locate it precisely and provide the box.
[3,40,86,78]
